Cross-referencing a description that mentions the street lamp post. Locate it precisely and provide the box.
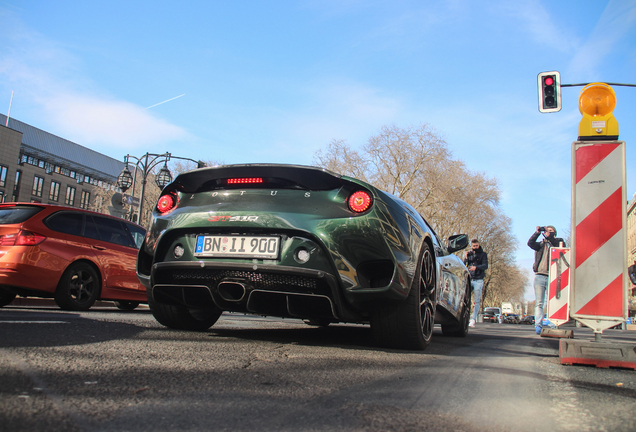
[116,152,205,224]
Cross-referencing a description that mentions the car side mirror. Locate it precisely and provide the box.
[447,234,469,253]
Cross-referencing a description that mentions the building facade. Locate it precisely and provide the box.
[628,193,636,265]
[627,193,636,317]
[0,114,125,215]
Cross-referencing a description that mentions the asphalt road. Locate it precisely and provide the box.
[1,303,635,432]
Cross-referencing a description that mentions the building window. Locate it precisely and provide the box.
[79,190,91,209]
[13,170,21,201]
[32,176,44,197]
[0,166,7,188]
[65,186,76,206]
[49,181,61,202]
[0,191,4,203]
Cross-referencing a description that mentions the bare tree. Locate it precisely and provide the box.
[313,124,525,306]
[314,139,369,181]
[169,158,223,176]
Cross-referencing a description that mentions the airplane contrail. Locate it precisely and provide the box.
[146,94,185,109]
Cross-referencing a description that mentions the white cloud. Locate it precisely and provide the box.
[40,93,188,149]
[266,79,404,160]
[569,0,636,77]
[501,0,580,53]
[0,9,189,151]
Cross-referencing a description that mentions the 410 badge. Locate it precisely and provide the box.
[195,235,280,259]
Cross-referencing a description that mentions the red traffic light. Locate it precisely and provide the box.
[537,71,561,113]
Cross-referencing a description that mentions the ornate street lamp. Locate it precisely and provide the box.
[155,162,173,188]
[116,164,133,192]
[117,152,202,225]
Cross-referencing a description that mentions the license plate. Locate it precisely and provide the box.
[194,235,280,259]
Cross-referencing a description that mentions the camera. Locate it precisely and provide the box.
[538,227,546,232]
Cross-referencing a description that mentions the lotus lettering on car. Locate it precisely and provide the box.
[139,164,471,350]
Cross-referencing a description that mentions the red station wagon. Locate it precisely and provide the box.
[0,203,147,311]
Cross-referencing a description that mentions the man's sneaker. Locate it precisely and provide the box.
[468,319,476,328]
[535,325,542,335]
[543,319,557,329]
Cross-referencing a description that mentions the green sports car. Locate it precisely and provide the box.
[137,164,471,350]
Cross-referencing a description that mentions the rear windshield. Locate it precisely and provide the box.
[484,308,500,314]
[0,206,44,224]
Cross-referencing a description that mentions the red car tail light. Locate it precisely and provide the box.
[226,177,264,184]
[348,191,372,213]
[0,230,46,246]
[157,193,178,214]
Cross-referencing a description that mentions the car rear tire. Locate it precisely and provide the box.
[114,301,139,311]
[148,290,222,331]
[54,262,100,311]
[0,289,16,307]
[441,281,471,337]
[370,243,436,350]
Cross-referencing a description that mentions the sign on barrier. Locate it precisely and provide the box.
[571,141,627,332]
[547,247,570,327]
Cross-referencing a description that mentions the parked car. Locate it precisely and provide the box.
[482,307,501,323]
[137,164,471,350]
[0,203,147,311]
[520,315,535,325]
[502,313,520,324]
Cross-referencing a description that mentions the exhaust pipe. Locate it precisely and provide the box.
[217,281,247,302]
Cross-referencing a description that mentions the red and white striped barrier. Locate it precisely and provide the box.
[547,247,570,327]
[571,141,627,332]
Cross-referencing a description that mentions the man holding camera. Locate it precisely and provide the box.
[528,226,565,334]
[464,239,488,327]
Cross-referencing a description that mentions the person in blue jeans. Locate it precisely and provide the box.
[528,226,565,334]
[464,239,488,327]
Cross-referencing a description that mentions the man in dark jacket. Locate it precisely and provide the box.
[528,226,565,334]
[464,239,488,327]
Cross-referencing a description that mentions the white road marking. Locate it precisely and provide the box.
[0,321,69,324]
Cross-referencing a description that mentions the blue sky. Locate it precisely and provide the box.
[1,0,635,299]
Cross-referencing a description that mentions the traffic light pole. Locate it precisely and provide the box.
[561,82,636,88]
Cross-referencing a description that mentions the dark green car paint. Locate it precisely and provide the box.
[138,164,469,346]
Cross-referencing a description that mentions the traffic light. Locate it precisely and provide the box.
[578,82,618,141]
[538,71,561,113]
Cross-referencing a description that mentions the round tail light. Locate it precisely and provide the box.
[348,191,372,213]
[157,193,178,214]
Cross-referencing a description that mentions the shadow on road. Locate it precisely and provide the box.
[0,308,148,348]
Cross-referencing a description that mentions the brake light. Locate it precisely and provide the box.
[0,230,46,246]
[227,177,264,184]
[157,193,178,214]
[348,191,372,213]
